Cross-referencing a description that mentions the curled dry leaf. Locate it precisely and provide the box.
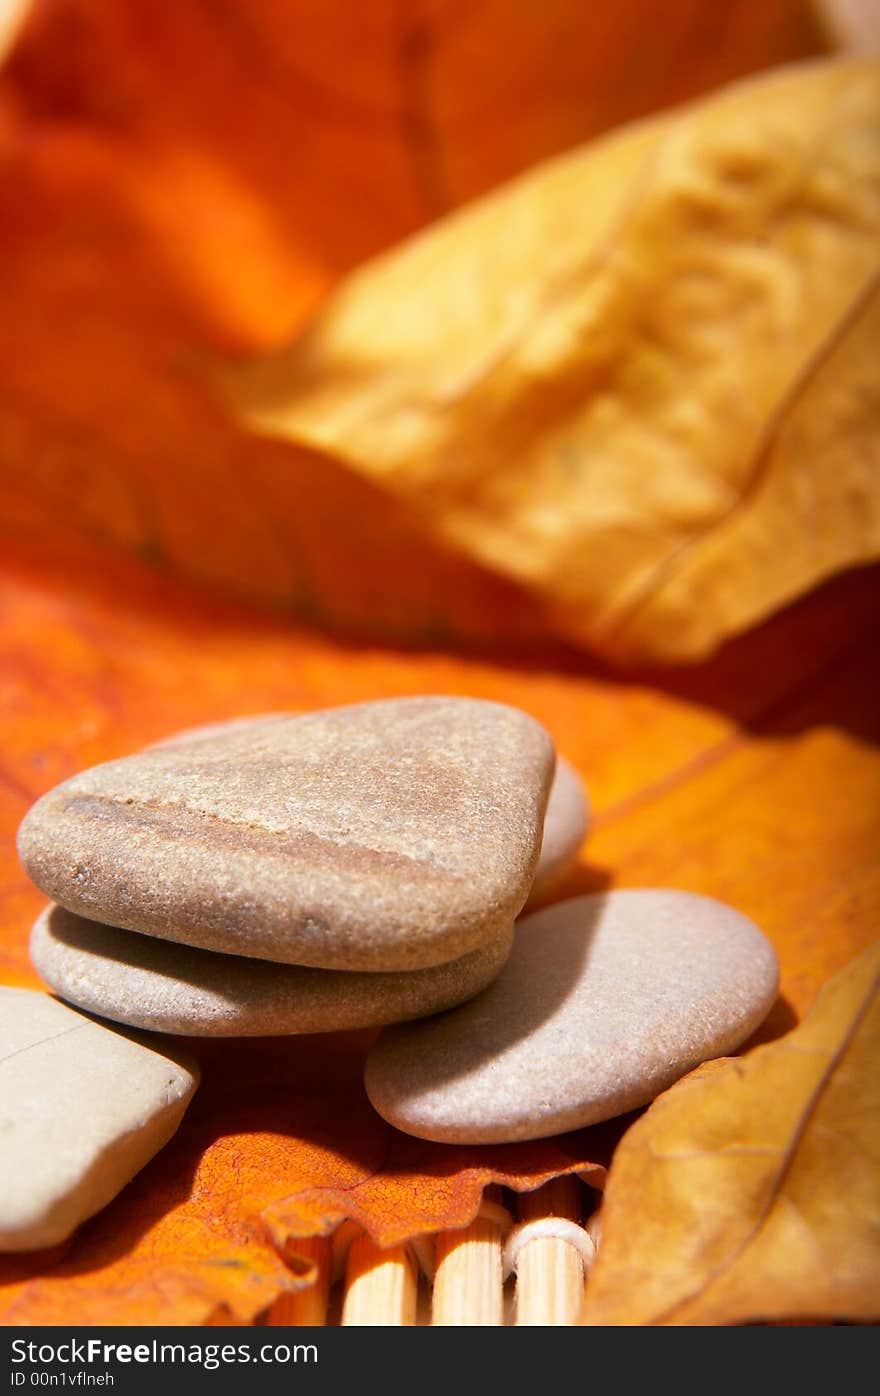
[582,941,880,1325]
[228,58,880,663]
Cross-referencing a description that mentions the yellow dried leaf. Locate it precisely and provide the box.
[226,59,880,663]
[581,941,880,1325]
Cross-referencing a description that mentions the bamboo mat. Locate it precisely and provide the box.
[260,1178,598,1327]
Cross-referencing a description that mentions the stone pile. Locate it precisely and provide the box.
[5,695,777,1250]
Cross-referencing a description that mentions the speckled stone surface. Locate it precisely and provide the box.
[0,988,198,1251]
[527,758,590,905]
[156,717,587,907]
[18,697,554,972]
[364,890,779,1144]
[30,904,514,1036]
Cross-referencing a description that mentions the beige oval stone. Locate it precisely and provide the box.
[0,988,198,1251]
[30,904,514,1036]
[18,697,554,972]
[364,890,779,1144]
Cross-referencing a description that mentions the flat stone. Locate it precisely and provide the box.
[18,697,554,972]
[155,716,588,907]
[30,904,514,1037]
[0,988,198,1251]
[364,890,779,1144]
[527,758,590,905]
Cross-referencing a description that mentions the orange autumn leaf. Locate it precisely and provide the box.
[0,0,874,1328]
[262,1130,610,1258]
[1,0,824,342]
[1,524,878,1321]
[0,2,824,649]
[0,1028,611,1325]
[0,1035,362,1326]
[582,942,880,1326]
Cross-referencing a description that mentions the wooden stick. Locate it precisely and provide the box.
[265,1236,331,1326]
[513,1177,586,1326]
[432,1189,507,1326]
[340,1233,418,1326]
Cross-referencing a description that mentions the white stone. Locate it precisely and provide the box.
[0,988,198,1250]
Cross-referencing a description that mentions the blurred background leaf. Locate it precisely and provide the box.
[0,0,832,651]
[226,58,880,663]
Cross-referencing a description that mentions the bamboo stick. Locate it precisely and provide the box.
[432,1189,508,1326]
[340,1233,418,1326]
[513,1177,588,1326]
[266,1236,331,1326]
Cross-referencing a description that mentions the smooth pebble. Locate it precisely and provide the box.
[527,757,590,905]
[30,904,514,1036]
[364,890,779,1144]
[17,696,554,972]
[0,988,198,1250]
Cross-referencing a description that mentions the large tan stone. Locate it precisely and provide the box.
[154,714,588,905]
[18,697,554,972]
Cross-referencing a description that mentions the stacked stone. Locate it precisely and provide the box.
[21,698,581,1035]
[5,695,779,1251]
